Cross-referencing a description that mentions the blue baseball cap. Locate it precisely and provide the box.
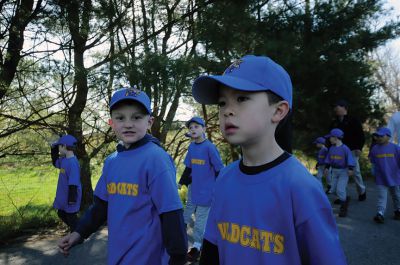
[109,87,151,114]
[374,127,391,137]
[186,117,205,127]
[313,137,326,144]
[328,128,344,139]
[55,135,77,147]
[192,55,293,108]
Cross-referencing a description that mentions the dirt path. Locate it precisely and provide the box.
[1,180,399,265]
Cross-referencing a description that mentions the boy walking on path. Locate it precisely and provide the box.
[331,100,367,201]
[368,127,400,224]
[179,116,224,262]
[324,128,356,217]
[192,55,346,265]
[51,134,82,232]
[57,87,187,265]
[314,136,329,186]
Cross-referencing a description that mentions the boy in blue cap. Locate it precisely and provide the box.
[368,127,400,223]
[314,136,329,185]
[57,87,187,265]
[178,116,224,262]
[192,55,346,265]
[51,134,82,231]
[324,128,355,217]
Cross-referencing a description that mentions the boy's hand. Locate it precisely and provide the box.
[348,169,354,176]
[58,232,82,256]
[324,168,329,176]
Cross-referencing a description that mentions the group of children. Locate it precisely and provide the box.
[54,55,350,264]
[314,127,400,222]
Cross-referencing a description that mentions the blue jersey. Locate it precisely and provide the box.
[369,143,400,186]
[184,139,224,206]
[94,142,183,265]
[316,146,328,166]
[324,144,355,169]
[204,155,346,265]
[53,156,82,213]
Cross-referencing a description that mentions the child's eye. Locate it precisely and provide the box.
[218,101,226,107]
[115,116,123,121]
[134,115,143,120]
[237,96,249,102]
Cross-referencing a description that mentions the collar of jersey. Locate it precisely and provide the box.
[116,134,161,152]
[239,152,290,175]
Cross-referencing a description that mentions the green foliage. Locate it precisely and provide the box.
[194,0,400,150]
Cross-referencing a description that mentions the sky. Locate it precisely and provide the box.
[384,0,400,52]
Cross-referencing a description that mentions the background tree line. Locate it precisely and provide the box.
[1,0,399,207]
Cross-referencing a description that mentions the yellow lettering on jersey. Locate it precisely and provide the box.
[273,234,284,254]
[191,159,205,165]
[318,155,325,159]
[107,183,116,194]
[132,184,138,196]
[330,155,343,160]
[107,182,138,196]
[229,223,240,243]
[218,222,230,240]
[260,230,273,253]
[117,183,127,195]
[376,153,395,158]
[217,222,285,255]
[60,168,65,174]
[240,225,251,246]
[250,228,261,250]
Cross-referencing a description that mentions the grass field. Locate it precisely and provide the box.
[0,162,102,243]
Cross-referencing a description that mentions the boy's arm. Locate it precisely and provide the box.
[51,145,59,167]
[178,167,192,187]
[199,239,219,265]
[74,195,108,239]
[159,209,188,265]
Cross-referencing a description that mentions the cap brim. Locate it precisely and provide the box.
[110,98,151,114]
[192,75,266,104]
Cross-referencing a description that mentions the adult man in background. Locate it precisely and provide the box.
[331,99,367,201]
[387,111,400,144]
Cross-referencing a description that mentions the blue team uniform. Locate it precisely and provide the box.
[184,139,224,206]
[53,156,82,213]
[94,141,183,265]
[204,154,346,265]
[369,143,400,186]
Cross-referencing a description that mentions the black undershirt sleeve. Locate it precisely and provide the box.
[178,167,192,186]
[199,239,219,265]
[74,195,108,239]
[160,209,188,265]
[68,185,78,204]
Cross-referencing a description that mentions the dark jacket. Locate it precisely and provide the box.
[331,115,365,151]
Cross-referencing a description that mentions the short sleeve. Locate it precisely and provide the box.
[67,159,81,186]
[94,161,110,201]
[148,152,182,214]
[209,144,224,172]
[203,198,219,244]
[295,209,347,265]
[184,146,192,168]
[346,147,356,167]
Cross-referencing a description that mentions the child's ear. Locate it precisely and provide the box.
[271,101,290,123]
[147,116,154,130]
[108,119,113,127]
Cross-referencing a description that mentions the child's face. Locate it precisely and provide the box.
[58,144,67,155]
[188,122,205,140]
[377,135,389,144]
[217,85,286,146]
[110,104,153,147]
[329,136,339,145]
[316,143,324,148]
